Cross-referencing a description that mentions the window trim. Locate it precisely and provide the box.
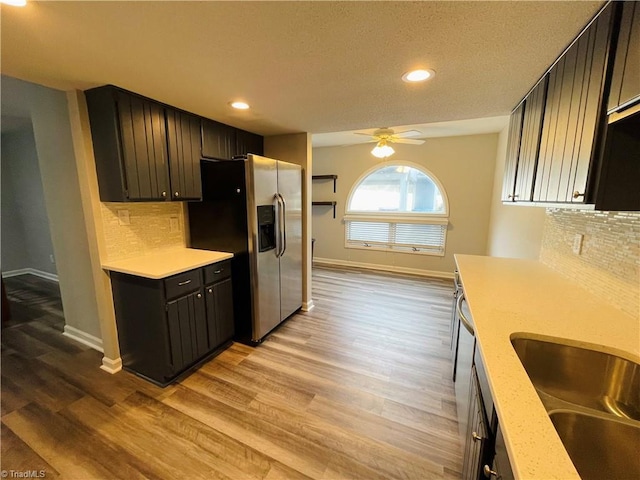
[344,161,449,256]
[346,160,450,216]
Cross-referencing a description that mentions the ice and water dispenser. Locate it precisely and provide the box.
[257,205,276,252]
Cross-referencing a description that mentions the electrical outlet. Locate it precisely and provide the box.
[572,234,583,255]
[169,216,180,233]
[49,254,55,264]
[118,209,130,226]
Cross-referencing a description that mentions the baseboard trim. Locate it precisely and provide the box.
[313,257,454,280]
[63,325,104,353]
[302,300,315,312]
[2,268,59,282]
[100,356,123,374]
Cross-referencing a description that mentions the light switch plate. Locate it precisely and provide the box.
[169,216,180,233]
[118,209,130,226]
[572,234,583,255]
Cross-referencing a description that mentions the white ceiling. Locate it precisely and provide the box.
[1,1,604,144]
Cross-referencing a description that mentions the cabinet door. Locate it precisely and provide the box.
[534,5,613,203]
[502,103,524,202]
[235,129,264,157]
[215,278,235,344]
[116,91,169,200]
[202,119,236,160]
[166,109,202,200]
[515,76,548,202]
[166,291,206,373]
[205,277,235,350]
[608,1,640,113]
[462,366,488,480]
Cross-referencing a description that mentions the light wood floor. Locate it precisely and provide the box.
[1,267,461,479]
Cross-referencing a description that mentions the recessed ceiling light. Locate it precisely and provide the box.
[1,0,27,6]
[402,69,435,83]
[230,101,250,110]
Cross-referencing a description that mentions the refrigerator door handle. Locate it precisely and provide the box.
[279,193,287,257]
[273,194,282,257]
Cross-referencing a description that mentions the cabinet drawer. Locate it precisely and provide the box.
[204,260,231,284]
[164,270,202,300]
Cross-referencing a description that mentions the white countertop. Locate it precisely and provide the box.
[102,248,233,279]
[454,254,639,480]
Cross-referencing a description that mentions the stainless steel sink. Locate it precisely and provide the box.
[511,337,640,420]
[549,411,640,480]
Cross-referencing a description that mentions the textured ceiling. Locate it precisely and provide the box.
[1,1,604,141]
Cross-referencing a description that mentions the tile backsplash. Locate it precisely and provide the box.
[540,209,640,319]
[101,202,186,261]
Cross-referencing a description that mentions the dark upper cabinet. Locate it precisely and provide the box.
[503,77,548,203]
[235,129,264,157]
[533,4,614,203]
[515,76,548,202]
[86,86,169,201]
[501,103,524,202]
[166,109,202,200]
[201,119,236,160]
[608,1,640,114]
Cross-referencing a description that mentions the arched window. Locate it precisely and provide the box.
[345,163,449,256]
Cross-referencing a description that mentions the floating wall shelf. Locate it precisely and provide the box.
[312,174,338,193]
[312,201,337,218]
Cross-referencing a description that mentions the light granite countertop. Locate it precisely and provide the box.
[102,248,233,279]
[454,254,639,480]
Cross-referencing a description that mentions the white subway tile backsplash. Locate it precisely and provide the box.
[540,209,640,319]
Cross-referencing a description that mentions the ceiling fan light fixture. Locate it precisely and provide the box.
[371,141,395,159]
[402,69,435,83]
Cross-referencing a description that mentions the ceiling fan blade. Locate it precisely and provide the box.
[353,132,376,137]
[394,130,423,138]
[393,138,425,145]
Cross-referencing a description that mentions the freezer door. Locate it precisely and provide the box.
[277,160,303,320]
[247,155,281,341]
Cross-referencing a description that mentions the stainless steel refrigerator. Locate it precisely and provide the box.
[187,154,302,343]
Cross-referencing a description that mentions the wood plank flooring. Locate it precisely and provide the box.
[1,268,461,479]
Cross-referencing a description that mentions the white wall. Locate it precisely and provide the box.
[486,127,546,259]
[312,134,498,276]
[1,75,102,340]
[1,125,57,275]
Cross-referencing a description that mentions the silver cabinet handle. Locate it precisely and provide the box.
[483,465,499,478]
[573,191,584,199]
[507,193,519,199]
[162,191,167,198]
[178,279,191,286]
[174,191,180,198]
[472,431,484,442]
[214,269,222,274]
[196,293,202,299]
[208,288,213,293]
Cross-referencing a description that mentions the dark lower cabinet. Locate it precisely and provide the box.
[204,277,234,350]
[166,291,208,373]
[460,345,514,480]
[110,261,234,386]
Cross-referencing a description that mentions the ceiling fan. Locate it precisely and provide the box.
[354,127,425,158]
